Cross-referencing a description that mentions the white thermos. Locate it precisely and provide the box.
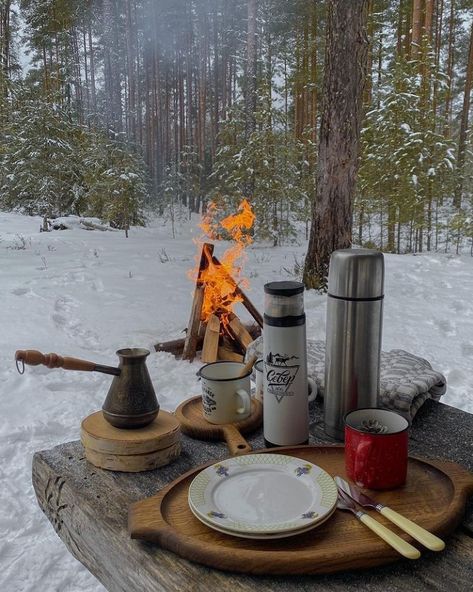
[263,281,309,447]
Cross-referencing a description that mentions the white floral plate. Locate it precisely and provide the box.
[188,453,338,535]
[188,497,337,539]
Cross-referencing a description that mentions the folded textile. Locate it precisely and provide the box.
[246,337,447,420]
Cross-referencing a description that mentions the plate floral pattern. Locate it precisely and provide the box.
[188,454,338,535]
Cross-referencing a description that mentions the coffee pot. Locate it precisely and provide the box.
[15,348,159,428]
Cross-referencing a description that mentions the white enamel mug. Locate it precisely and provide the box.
[198,361,252,424]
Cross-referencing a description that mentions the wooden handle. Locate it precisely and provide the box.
[380,506,445,551]
[359,513,421,559]
[238,353,258,378]
[15,350,97,372]
[222,425,252,456]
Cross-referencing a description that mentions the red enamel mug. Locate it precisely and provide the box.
[344,408,409,490]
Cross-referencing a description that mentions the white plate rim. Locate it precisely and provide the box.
[188,499,337,540]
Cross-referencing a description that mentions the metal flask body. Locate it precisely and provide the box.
[263,281,309,447]
[102,348,159,429]
[324,249,384,441]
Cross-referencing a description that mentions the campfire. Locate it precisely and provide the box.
[155,200,262,362]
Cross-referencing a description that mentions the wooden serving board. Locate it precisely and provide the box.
[174,396,262,456]
[128,445,473,576]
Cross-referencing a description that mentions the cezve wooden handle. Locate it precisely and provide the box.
[15,350,96,372]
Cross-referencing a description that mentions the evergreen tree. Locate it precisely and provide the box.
[0,96,85,215]
[358,56,456,252]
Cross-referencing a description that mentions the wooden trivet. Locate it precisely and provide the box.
[81,410,181,472]
[129,445,473,575]
[174,395,262,456]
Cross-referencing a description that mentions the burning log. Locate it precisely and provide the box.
[201,314,220,363]
[226,314,254,351]
[157,201,263,363]
[182,244,214,361]
[211,254,263,328]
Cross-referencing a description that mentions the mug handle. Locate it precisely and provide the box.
[307,378,317,402]
[235,388,251,417]
[353,439,373,485]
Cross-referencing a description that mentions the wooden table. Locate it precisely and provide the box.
[32,399,473,592]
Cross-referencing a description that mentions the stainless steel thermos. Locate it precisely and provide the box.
[263,281,309,447]
[324,249,385,440]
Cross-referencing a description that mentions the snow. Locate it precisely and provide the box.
[1,211,473,591]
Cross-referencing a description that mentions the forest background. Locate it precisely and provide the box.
[1,0,473,260]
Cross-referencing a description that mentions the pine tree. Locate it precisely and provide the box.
[0,96,86,215]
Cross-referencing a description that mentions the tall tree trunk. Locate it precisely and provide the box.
[0,0,12,101]
[125,0,136,142]
[303,0,369,290]
[245,0,257,142]
[432,0,444,124]
[411,0,423,57]
[244,0,257,198]
[87,6,97,117]
[444,0,455,138]
[454,20,473,207]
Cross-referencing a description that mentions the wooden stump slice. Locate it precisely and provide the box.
[81,410,181,455]
[84,440,182,472]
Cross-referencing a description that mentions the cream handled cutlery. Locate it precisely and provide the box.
[336,488,421,559]
[335,476,445,552]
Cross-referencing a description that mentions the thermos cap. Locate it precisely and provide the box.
[328,249,384,300]
[264,281,304,317]
[264,281,304,296]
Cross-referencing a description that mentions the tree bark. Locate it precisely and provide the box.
[303,0,369,290]
[0,0,12,101]
[444,0,455,138]
[454,20,473,207]
[411,0,423,57]
[245,0,257,142]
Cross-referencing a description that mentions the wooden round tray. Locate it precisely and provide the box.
[128,445,473,575]
[174,396,262,456]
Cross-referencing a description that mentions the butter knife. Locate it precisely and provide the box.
[335,476,445,552]
[336,488,420,559]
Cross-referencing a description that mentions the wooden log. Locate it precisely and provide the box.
[212,254,263,327]
[153,329,256,357]
[218,342,244,363]
[154,337,185,355]
[182,243,214,361]
[201,314,220,363]
[182,287,205,362]
[154,336,204,356]
[246,322,262,340]
[226,315,254,351]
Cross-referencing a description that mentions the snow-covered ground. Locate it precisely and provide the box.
[1,211,472,592]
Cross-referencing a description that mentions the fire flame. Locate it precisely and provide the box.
[191,199,255,327]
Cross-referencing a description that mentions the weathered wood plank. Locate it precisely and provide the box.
[32,400,473,592]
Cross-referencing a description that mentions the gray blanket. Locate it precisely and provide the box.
[246,337,447,420]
